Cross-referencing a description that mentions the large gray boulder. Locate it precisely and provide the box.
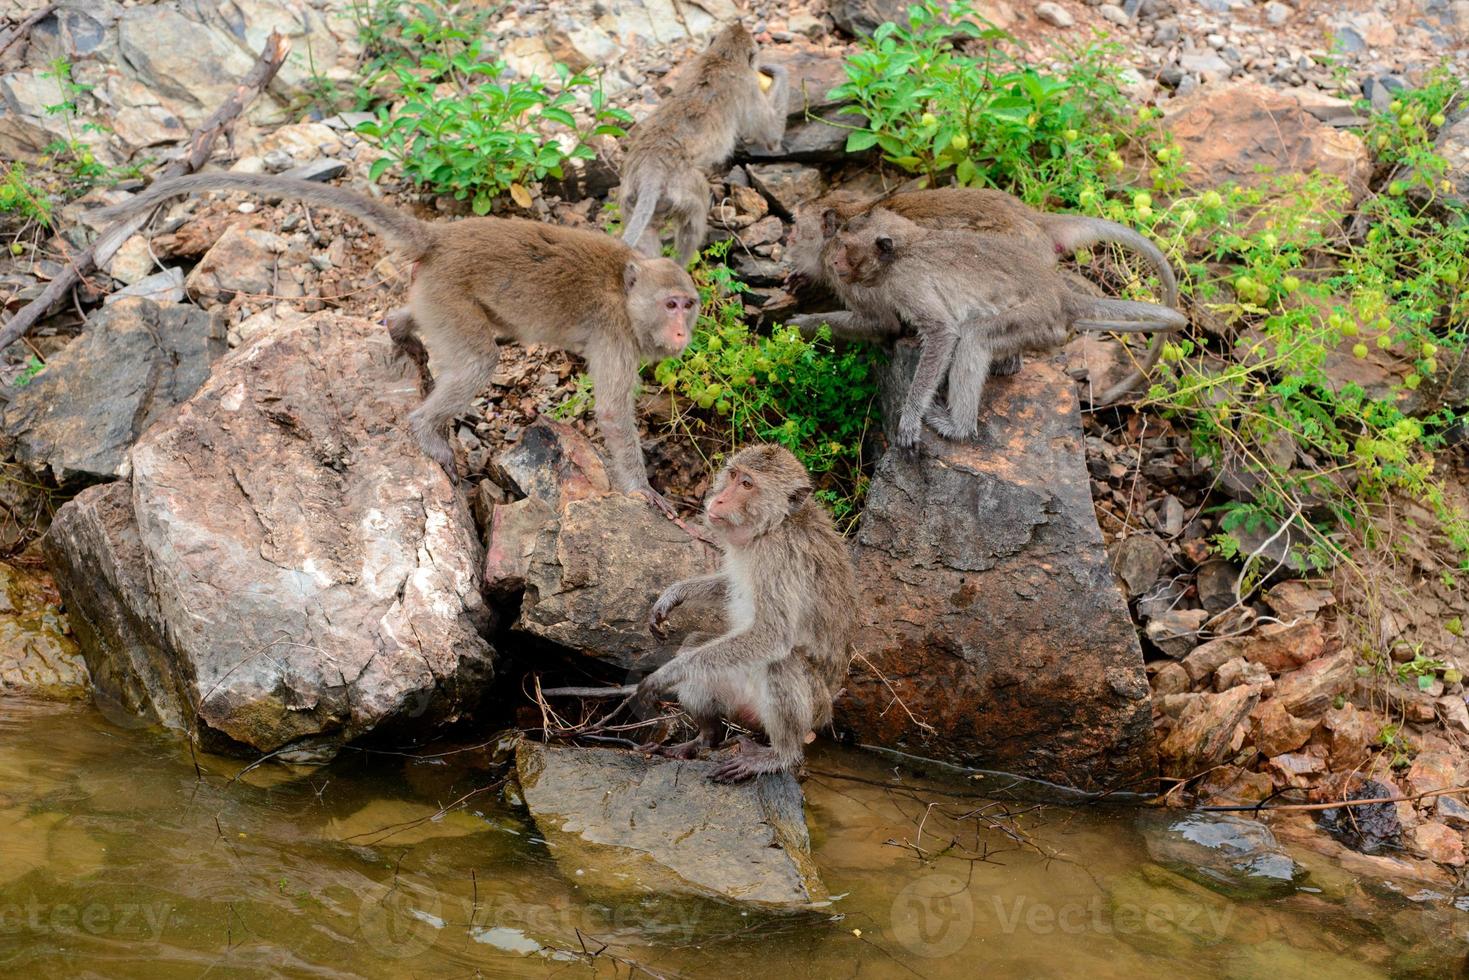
[515,741,826,908]
[836,341,1157,789]
[3,297,226,483]
[44,313,494,760]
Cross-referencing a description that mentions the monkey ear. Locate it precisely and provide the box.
[622,261,638,293]
[787,483,812,515]
[876,236,895,260]
[821,208,838,237]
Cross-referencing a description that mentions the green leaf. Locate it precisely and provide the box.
[368,156,393,181]
[845,130,880,152]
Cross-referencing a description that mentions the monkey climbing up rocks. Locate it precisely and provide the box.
[636,444,856,783]
[797,207,1185,449]
[91,173,700,516]
[619,22,790,266]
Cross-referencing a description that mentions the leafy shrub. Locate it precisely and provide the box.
[0,164,52,227]
[353,7,631,213]
[650,247,885,526]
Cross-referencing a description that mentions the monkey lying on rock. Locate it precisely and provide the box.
[802,207,1186,449]
[92,173,700,516]
[619,22,789,266]
[636,444,856,782]
[787,186,1181,402]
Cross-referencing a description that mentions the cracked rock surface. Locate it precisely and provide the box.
[44,312,494,759]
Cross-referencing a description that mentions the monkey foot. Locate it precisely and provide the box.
[657,737,708,760]
[708,744,790,783]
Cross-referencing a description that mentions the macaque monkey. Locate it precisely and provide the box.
[93,173,699,514]
[811,208,1185,448]
[787,187,1180,401]
[619,23,789,266]
[637,444,855,782]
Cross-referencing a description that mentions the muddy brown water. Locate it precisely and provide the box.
[1,697,1465,978]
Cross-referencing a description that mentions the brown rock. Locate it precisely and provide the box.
[1195,558,1238,613]
[839,346,1155,788]
[1266,748,1327,788]
[1413,821,1466,867]
[1145,608,1209,659]
[1273,652,1355,718]
[1159,685,1258,776]
[1320,703,1376,769]
[0,564,89,701]
[1156,692,1200,719]
[727,184,768,219]
[1150,661,1191,697]
[185,226,310,305]
[1182,636,1244,685]
[1110,533,1167,596]
[1163,82,1371,205]
[1263,580,1335,620]
[1238,619,1327,673]
[1196,765,1275,805]
[1406,751,1462,799]
[1250,699,1318,757]
[1438,694,1469,736]
[1216,656,1273,693]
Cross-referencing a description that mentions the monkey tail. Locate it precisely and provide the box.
[1048,215,1182,404]
[1070,296,1186,333]
[619,175,661,255]
[92,173,437,260]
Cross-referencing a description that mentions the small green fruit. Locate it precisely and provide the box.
[950,133,968,151]
[1340,320,1359,337]
[1281,275,1300,293]
[1432,113,1447,127]
[1422,341,1438,357]
[1133,192,1152,209]
[921,112,938,127]
[1352,343,1369,359]
[1405,373,1422,390]
[1201,190,1223,209]
[8,242,22,256]
[1424,357,1439,374]
[1376,334,1392,350]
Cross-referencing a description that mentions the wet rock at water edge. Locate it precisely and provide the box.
[515,741,827,909]
[1142,812,1305,899]
[44,313,494,759]
[3,297,226,484]
[836,342,1155,788]
[1317,779,1403,855]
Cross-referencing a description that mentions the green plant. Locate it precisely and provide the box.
[354,7,630,212]
[0,164,52,227]
[11,355,44,387]
[40,58,110,186]
[638,242,884,526]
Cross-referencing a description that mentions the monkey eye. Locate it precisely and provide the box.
[664,298,679,311]
[740,476,754,489]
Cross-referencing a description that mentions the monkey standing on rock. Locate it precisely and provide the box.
[91,173,700,516]
[619,23,790,266]
[808,207,1186,449]
[787,186,1181,402]
[637,444,856,783]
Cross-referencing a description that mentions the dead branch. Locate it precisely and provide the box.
[539,684,638,698]
[0,29,291,359]
[1196,784,1469,814]
[0,3,57,61]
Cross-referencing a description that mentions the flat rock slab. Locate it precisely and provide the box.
[515,741,826,908]
[44,313,494,760]
[4,297,225,483]
[836,342,1156,789]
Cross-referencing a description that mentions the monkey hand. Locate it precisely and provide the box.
[783,270,811,293]
[894,415,923,450]
[648,592,683,639]
[635,484,680,519]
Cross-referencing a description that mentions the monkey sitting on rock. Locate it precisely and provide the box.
[92,173,700,516]
[787,186,1181,402]
[803,207,1186,449]
[619,22,790,266]
[637,444,856,782]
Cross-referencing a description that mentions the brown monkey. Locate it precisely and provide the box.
[787,186,1180,401]
[93,173,699,514]
[638,444,855,782]
[811,207,1185,448]
[619,23,789,266]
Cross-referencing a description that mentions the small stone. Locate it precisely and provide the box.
[1321,703,1374,769]
[1159,686,1258,775]
[1216,657,1272,693]
[1414,822,1466,867]
[1438,695,1469,735]
[281,159,348,183]
[1264,1,1291,26]
[262,149,294,173]
[1266,749,1327,788]
[1151,661,1190,696]
[1098,3,1129,25]
[1407,752,1462,799]
[728,184,768,219]
[1195,558,1238,613]
[1250,699,1317,757]
[1035,3,1075,28]
[1159,494,1185,537]
[1263,580,1334,620]
[1145,608,1209,659]
[1437,795,1469,831]
[1182,637,1243,685]
[1273,652,1354,718]
[1111,533,1167,596]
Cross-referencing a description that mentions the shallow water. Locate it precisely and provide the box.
[0,697,1465,979]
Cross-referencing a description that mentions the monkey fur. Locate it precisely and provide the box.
[806,207,1186,449]
[619,23,789,266]
[787,186,1181,402]
[93,172,700,514]
[638,444,856,782]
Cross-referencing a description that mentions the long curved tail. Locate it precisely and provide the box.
[1070,296,1186,332]
[1047,215,1183,404]
[619,174,661,255]
[92,172,436,259]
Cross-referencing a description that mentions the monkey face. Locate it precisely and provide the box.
[623,258,699,357]
[822,208,909,286]
[705,445,812,544]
